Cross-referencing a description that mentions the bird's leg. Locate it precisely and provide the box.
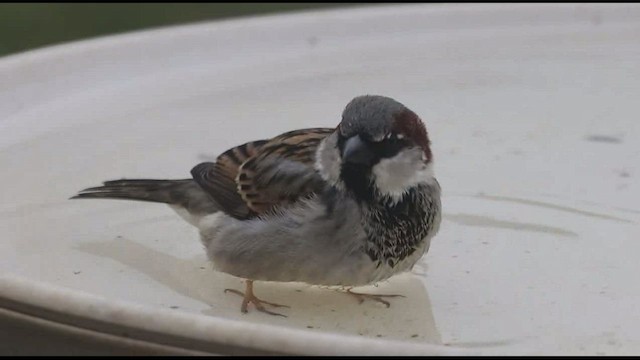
[224,280,289,317]
[343,287,405,308]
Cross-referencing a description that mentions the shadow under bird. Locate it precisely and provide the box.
[72,95,442,316]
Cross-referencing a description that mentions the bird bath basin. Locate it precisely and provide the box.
[1,3,639,355]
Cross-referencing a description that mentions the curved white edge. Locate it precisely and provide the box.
[0,308,210,355]
[2,3,639,124]
[1,3,638,73]
[0,274,475,355]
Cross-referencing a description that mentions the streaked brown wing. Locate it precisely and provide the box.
[238,128,334,215]
[191,140,267,219]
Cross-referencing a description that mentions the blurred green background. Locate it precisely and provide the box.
[0,3,356,57]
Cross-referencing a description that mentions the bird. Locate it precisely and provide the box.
[71,95,442,317]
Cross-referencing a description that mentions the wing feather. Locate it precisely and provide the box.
[191,128,335,219]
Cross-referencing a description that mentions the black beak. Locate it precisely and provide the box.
[342,135,374,167]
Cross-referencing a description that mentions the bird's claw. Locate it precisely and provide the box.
[345,288,405,308]
[224,285,289,317]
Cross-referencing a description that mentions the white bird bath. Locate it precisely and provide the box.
[1,3,639,355]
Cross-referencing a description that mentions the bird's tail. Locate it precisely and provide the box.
[71,179,219,217]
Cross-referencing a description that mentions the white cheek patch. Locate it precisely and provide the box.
[372,148,436,201]
[314,134,343,188]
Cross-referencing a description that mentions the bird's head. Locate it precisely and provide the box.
[316,95,435,203]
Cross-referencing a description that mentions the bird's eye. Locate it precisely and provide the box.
[372,132,409,159]
[384,132,404,142]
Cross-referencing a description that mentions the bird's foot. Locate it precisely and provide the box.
[224,280,289,317]
[344,288,405,308]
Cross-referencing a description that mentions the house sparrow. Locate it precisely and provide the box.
[72,95,442,317]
